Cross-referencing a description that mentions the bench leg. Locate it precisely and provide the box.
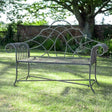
[26,62,30,80]
[94,62,99,85]
[14,62,18,86]
[89,65,95,93]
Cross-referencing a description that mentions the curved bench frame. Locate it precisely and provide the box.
[5,20,108,93]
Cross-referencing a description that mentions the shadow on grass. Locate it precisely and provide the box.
[96,82,112,94]
[28,63,91,79]
[23,84,112,112]
[0,61,15,76]
[60,82,112,95]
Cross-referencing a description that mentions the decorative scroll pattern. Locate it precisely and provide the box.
[5,42,30,60]
[91,43,108,64]
[5,20,108,61]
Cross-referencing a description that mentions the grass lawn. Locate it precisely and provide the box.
[0,47,112,112]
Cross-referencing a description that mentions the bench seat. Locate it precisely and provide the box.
[18,57,90,65]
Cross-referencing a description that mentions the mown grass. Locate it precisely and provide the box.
[0,48,112,112]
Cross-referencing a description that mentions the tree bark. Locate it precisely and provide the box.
[79,17,95,38]
[72,0,95,38]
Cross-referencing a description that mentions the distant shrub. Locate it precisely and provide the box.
[103,38,112,57]
[22,20,48,26]
[28,36,63,51]
[0,24,15,45]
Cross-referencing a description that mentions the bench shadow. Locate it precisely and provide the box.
[29,63,90,79]
[25,83,112,111]
[96,82,112,94]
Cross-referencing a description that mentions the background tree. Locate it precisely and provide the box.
[0,0,28,44]
[26,0,112,38]
[0,0,5,16]
[0,0,27,23]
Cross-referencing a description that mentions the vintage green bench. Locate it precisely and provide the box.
[5,20,108,93]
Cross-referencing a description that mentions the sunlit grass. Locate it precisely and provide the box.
[0,48,112,112]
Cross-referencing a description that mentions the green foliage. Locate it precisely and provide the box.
[26,1,71,21]
[94,25,112,57]
[0,0,5,14]
[0,22,7,31]
[29,36,63,51]
[25,0,112,38]
[103,38,112,57]
[103,26,112,38]
[63,34,78,52]
[28,33,109,56]
[26,0,112,21]
[0,0,27,23]
[22,20,48,25]
[0,23,7,43]
[0,23,16,45]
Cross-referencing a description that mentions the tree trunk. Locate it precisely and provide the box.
[78,17,95,38]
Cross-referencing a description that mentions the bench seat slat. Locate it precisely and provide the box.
[18,57,90,65]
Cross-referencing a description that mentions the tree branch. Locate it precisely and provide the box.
[100,7,112,13]
[94,0,111,17]
[72,0,84,25]
[87,0,96,17]
[45,0,73,13]
[57,1,73,12]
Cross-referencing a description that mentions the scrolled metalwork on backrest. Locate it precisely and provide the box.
[25,20,102,58]
[5,42,30,61]
[5,20,108,62]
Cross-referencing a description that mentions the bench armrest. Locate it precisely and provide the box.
[90,43,108,64]
[5,42,30,61]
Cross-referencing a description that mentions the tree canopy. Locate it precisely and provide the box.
[1,0,112,38]
[0,0,27,23]
[26,0,112,38]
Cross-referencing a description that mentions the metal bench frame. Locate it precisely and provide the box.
[5,20,108,93]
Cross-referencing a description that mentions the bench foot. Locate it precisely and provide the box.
[95,80,99,86]
[14,81,17,86]
[89,85,95,93]
[26,76,29,80]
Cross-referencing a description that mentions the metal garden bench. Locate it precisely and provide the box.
[5,20,108,93]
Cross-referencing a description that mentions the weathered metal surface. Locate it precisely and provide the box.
[5,20,108,93]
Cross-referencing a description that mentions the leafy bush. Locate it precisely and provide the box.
[29,36,63,51]
[21,20,48,26]
[103,38,112,57]
[0,24,15,45]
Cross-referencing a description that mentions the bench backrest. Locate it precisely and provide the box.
[25,20,100,58]
[5,20,108,63]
